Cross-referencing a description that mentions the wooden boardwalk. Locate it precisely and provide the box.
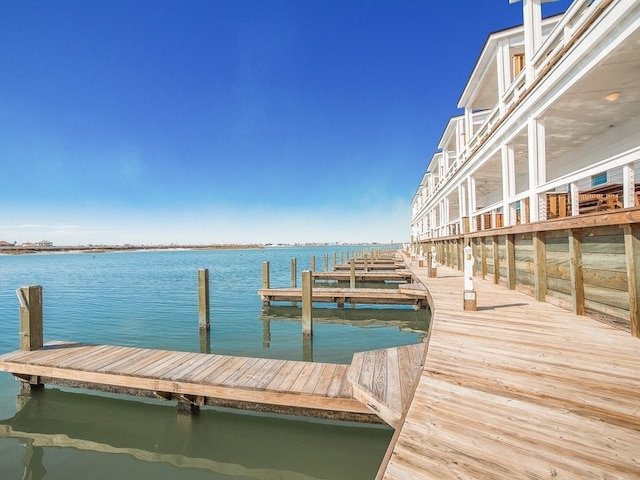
[258,286,429,309]
[378,256,640,479]
[0,340,426,428]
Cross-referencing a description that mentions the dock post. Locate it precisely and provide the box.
[261,261,270,307]
[303,335,313,362]
[17,286,43,352]
[302,270,313,337]
[333,252,337,269]
[310,255,315,272]
[364,253,368,273]
[350,258,356,289]
[17,285,44,393]
[291,258,298,307]
[324,254,329,272]
[262,261,270,289]
[291,258,297,288]
[198,269,210,332]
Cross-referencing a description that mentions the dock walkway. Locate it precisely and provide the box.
[0,340,426,428]
[378,257,640,479]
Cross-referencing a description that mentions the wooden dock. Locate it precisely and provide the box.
[0,340,426,428]
[312,270,413,283]
[258,286,429,309]
[377,255,640,479]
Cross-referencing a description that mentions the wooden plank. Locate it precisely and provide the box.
[506,234,516,290]
[378,256,640,479]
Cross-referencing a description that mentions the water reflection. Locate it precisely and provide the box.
[1,389,392,480]
[260,306,430,335]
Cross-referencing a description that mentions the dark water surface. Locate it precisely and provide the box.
[0,246,428,479]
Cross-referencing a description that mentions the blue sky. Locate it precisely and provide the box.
[0,0,571,246]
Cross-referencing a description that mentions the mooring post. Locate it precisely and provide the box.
[262,261,270,289]
[17,286,43,352]
[303,335,313,362]
[350,258,356,289]
[332,252,337,269]
[291,257,298,307]
[302,270,313,336]
[291,258,297,288]
[198,269,210,332]
[364,253,368,273]
[17,285,44,393]
[324,253,328,272]
[310,255,315,272]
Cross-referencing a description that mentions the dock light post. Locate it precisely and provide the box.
[463,244,477,311]
[429,245,438,278]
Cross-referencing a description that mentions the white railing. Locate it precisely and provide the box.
[422,0,607,207]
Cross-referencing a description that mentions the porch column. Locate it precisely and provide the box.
[501,143,516,226]
[522,0,543,87]
[496,39,513,114]
[623,163,635,208]
[458,184,467,233]
[467,176,477,231]
[527,117,546,222]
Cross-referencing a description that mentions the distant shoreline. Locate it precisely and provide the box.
[0,244,265,255]
[0,242,385,255]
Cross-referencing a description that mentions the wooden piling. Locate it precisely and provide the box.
[350,258,356,289]
[18,285,43,352]
[364,253,368,273]
[324,254,329,272]
[291,258,297,288]
[310,255,316,272]
[302,270,313,337]
[198,269,210,332]
[262,262,270,289]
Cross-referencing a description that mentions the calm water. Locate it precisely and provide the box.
[0,245,429,479]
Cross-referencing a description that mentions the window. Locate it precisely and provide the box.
[591,172,607,186]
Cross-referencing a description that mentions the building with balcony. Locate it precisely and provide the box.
[411,0,640,337]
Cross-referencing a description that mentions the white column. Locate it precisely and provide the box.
[570,182,580,216]
[465,108,474,147]
[501,143,516,226]
[496,39,512,115]
[623,163,635,208]
[458,184,467,218]
[467,176,477,232]
[527,117,546,222]
[523,0,543,87]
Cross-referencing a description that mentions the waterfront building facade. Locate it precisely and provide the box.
[411,0,640,337]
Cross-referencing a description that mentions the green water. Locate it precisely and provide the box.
[0,246,428,479]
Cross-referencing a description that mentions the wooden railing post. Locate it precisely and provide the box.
[533,232,547,302]
[18,285,43,352]
[568,229,585,316]
[198,269,210,332]
[623,225,640,338]
[302,271,313,337]
[506,234,516,290]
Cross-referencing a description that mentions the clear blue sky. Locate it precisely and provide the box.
[0,0,571,246]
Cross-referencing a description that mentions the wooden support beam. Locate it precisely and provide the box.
[492,236,500,284]
[198,269,210,332]
[481,237,487,279]
[623,225,640,338]
[302,270,313,337]
[18,285,43,352]
[506,235,516,290]
[568,229,585,316]
[533,232,547,302]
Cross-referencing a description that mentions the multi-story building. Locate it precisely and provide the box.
[411,0,640,337]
